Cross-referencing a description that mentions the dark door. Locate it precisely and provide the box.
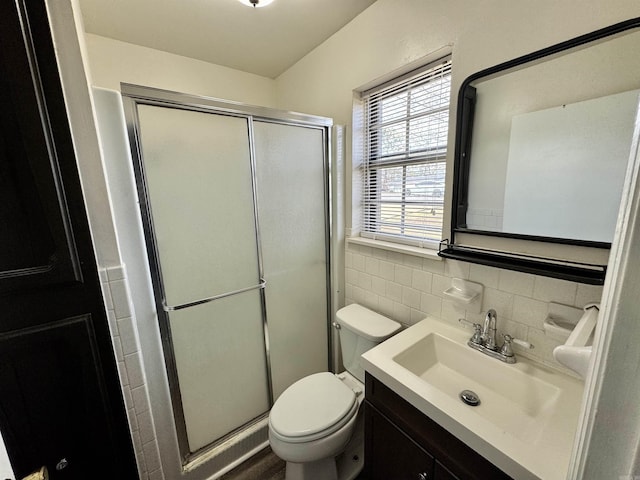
[0,0,137,478]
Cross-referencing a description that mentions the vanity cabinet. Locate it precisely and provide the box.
[363,374,512,480]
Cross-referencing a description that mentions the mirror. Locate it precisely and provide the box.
[444,18,640,283]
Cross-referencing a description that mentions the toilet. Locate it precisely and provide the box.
[268,304,401,480]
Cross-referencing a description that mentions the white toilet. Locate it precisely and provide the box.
[269,304,401,480]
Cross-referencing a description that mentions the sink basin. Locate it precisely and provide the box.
[361,316,585,480]
[393,332,560,443]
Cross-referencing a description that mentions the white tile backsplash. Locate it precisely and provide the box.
[344,242,604,373]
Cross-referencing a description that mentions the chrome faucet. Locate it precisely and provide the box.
[481,309,498,351]
[459,310,534,364]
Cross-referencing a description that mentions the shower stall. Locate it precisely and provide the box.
[112,84,333,472]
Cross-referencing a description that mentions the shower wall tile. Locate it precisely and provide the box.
[100,266,165,480]
[344,241,604,375]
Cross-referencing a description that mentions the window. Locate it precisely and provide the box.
[360,57,452,248]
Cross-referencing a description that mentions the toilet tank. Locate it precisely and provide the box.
[336,304,401,383]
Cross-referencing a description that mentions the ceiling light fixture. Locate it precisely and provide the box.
[237,0,275,7]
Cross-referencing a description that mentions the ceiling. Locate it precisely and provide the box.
[78,0,377,79]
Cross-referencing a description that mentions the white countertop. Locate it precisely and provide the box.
[361,316,585,480]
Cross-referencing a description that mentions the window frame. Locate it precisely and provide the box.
[359,56,453,249]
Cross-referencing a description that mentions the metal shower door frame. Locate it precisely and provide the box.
[120,83,333,466]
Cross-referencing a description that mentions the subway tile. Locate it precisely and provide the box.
[378,260,395,280]
[378,297,395,318]
[423,257,445,275]
[409,309,428,325]
[394,265,413,287]
[402,254,423,269]
[110,279,132,319]
[387,251,404,264]
[122,384,134,411]
[392,302,411,324]
[365,257,380,276]
[361,290,379,311]
[575,283,604,307]
[512,296,548,329]
[117,361,129,387]
[420,293,442,317]
[345,268,358,285]
[118,317,139,356]
[430,274,450,298]
[444,260,470,280]
[372,248,388,260]
[351,253,365,272]
[469,264,499,289]
[351,286,365,304]
[138,409,156,445]
[131,429,142,453]
[533,277,577,304]
[107,309,118,336]
[124,352,145,388]
[526,328,563,365]
[102,283,114,311]
[441,300,462,324]
[136,449,147,480]
[142,440,162,474]
[98,268,109,284]
[345,251,353,268]
[345,284,353,301]
[412,269,432,293]
[358,245,373,257]
[148,469,165,480]
[385,281,403,303]
[132,385,150,414]
[401,286,422,309]
[498,270,535,297]
[357,271,372,290]
[128,407,139,432]
[112,335,124,362]
[371,276,386,296]
[482,288,514,320]
[496,319,528,344]
[107,265,126,281]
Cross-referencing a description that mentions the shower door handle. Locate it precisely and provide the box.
[162,279,266,312]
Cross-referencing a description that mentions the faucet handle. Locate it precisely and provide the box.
[500,334,534,357]
[458,318,483,344]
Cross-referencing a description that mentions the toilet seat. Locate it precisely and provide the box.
[270,372,358,444]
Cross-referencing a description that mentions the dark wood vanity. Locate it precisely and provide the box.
[363,374,512,480]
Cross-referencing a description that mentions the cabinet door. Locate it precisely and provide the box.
[434,461,460,480]
[365,403,434,480]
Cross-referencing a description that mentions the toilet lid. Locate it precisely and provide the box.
[270,372,357,441]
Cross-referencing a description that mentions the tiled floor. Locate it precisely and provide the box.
[219,447,285,480]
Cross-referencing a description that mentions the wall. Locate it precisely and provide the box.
[345,242,603,371]
[85,34,277,107]
[275,0,639,371]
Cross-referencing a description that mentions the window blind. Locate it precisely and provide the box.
[361,57,452,248]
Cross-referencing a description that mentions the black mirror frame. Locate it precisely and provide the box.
[442,17,640,285]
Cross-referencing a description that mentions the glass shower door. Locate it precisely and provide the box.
[253,121,329,400]
[135,105,270,454]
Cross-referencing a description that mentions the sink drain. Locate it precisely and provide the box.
[459,390,481,406]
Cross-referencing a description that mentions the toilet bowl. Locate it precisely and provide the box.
[268,304,401,480]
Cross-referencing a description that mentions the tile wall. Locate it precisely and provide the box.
[99,266,165,480]
[345,241,604,374]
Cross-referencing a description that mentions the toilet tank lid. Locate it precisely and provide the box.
[336,304,401,342]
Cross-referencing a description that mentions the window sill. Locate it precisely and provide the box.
[346,236,443,261]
